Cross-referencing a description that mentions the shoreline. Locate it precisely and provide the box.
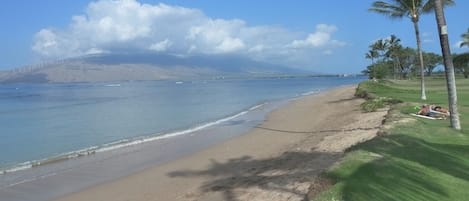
[0,101,270,176]
[0,77,364,177]
[50,85,388,201]
[0,85,305,201]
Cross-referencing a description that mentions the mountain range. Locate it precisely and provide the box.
[0,53,309,83]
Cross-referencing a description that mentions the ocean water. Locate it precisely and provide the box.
[0,76,363,173]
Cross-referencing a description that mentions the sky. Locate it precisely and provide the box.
[1,0,469,74]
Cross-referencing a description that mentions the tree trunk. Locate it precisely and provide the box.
[395,56,402,79]
[413,21,427,100]
[434,0,461,130]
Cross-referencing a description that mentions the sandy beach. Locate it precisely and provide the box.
[53,85,388,201]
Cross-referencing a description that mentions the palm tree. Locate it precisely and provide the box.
[369,0,455,100]
[433,0,460,130]
[386,35,402,79]
[365,50,379,64]
[397,47,418,79]
[371,39,389,61]
[460,28,469,48]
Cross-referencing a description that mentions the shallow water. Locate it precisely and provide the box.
[0,77,362,171]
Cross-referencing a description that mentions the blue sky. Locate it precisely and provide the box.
[1,0,468,74]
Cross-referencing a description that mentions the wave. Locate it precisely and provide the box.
[301,89,322,96]
[0,146,99,175]
[0,102,268,176]
[104,84,121,87]
[96,102,267,153]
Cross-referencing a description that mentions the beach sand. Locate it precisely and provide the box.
[53,85,388,201]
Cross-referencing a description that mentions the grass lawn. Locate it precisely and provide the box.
[313,78,469,201]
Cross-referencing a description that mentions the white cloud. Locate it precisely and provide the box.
[290,24,346,48]
[85,48,106,55]
[32,29,59,57]
[149,39,172,52]
[186,19,246,53]
[216,37,245,52]
[32,0,347,68]
[248,44,264,52]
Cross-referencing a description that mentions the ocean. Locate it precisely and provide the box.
[0,76,364,200]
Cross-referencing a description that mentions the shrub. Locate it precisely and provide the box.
[360,96,402,112]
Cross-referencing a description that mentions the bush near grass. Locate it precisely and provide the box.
[355,81,402,112]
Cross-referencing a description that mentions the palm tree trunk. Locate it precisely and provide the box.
[395,56,402,79]
[413,21,427,100]
[434,0,461,130]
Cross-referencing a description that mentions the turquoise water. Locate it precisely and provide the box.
[0,77,363,170]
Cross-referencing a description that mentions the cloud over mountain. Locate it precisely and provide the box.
[290,24,346,48]
[32,0,346,68]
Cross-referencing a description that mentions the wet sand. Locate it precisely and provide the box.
[53,85,388,201]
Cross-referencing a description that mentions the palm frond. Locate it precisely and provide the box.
[461,29,469,38]
[460,42,469,48]
[422,0,455,13]
[397,0,420,12]
[461,28,469,47]
[369,1,407,18]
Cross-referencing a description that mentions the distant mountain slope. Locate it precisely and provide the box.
[0,53,308,83]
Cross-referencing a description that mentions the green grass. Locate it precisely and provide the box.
[313,78,469,201]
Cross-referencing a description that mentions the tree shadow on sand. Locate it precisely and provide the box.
[167,124,350,201]
[168,150,341,201]
[166,113,387,201]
